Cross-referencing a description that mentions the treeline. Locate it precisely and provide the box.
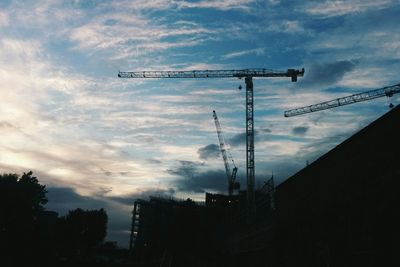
[0,171,114,267]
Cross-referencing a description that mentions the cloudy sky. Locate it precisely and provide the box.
[1,0,399,247]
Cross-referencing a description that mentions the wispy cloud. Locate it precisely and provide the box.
[0,10,8,26]
[67,12,213,62]
[112,0,256,11]
[177,0,256,11]
[266,20,307,33]
[222,47,265,59]
[304,0,393,18]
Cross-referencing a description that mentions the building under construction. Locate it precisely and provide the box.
[129,105,400,267]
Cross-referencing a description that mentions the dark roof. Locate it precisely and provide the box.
[279,104,400,190]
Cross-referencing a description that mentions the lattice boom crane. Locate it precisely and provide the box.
[119,68,304,209]
[284,83,400,117]
[213,110,239,196]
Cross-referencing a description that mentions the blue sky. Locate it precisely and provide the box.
[1,0,399,247]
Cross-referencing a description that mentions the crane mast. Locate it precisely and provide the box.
[119,68,304,210]
[213,110,239,196]
[284,83,400,117]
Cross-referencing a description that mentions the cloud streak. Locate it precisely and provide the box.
[222,48,265,59]
[304,0,393,18]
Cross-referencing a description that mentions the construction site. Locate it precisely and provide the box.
[116,70,400,267]
[2,2,400,267]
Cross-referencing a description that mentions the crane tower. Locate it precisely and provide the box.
[119,68,304,210]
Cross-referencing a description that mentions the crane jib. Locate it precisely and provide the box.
[284,83,400,117]
[118,68,304,80]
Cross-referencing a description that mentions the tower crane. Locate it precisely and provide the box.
[212,110,239,196]
[119,68,304,209]
[284,83,400,117]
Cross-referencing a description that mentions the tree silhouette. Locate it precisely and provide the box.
[58,208,108,255]
[0,171,48,266]
[0,172,116,266]
[0,171,47,234]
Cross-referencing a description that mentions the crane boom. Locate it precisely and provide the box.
[284,83,400,117]
[119,67,304,210]
[118,68,304,81]
[213,110,239,196]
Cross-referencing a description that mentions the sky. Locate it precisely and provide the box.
[1,0,400,247]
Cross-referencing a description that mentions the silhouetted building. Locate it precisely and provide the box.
[205,192,240,208]
[130,197,218,266]
[274,105,400,267]
[130,192,276,266]
[130,106,400,267]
